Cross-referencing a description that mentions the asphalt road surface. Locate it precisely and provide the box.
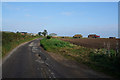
[2,38,111,78]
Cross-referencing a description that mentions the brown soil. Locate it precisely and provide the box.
[59,38,120,50]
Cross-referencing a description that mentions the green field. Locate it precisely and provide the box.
[40,38,120,78]
[2,32,41,57]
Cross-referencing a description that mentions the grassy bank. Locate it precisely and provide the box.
[2,32,41,57]
[40,38,120,78]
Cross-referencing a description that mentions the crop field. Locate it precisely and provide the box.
[59,38,120,50]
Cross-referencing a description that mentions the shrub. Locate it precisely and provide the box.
[47,36,52,39]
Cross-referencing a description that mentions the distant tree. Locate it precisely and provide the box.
[16,31,19,33]
[47,35,52,39]
[38,32,42,36]
[42,30,48,36]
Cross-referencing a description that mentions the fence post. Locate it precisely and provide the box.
[116,41,119,56]
[107,42,110,57]
[104,42,106,54]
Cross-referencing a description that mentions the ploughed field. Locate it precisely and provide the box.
[59,38,120,50]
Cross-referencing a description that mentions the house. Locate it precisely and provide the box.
[33,33,38,36]
[49,33,57,37]
[73,34,83,38]
[88,34,100,38]
[27,33,33,36]
[20,32,27,35]
[49,33,57,38]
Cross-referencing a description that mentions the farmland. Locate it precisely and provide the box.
[40,38,120,78]
[59,38,120,50]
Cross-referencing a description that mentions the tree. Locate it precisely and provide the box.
[16,31,19,33]
[42,30,48,36]
[38,32,42,36]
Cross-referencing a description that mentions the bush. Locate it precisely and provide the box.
[47,36,52,39]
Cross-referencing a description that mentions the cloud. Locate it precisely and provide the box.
[61,12,72,16]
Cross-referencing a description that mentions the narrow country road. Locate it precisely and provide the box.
[2,38,111,78]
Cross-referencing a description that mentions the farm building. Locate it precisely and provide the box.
[49,33,57,38]
[73,34,83,38]
[20,32,27,35]
[49,33,57,37]
[88,34,100,38]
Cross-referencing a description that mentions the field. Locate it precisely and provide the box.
[59,38,120,50]
[40,38,120,78]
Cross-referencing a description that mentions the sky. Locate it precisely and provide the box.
[2,2,118,38]
[1,0,120,2]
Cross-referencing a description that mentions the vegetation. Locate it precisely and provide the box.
[42,30,48,36]
[47,35,52,39]
[38,30,48,36]
[2,32,41,57]
[40,38,120,78]
[38,32,42,36]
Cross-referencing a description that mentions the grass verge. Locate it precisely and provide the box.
[40,38,120,78]
[2,32,42,57]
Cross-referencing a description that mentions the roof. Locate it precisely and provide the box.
[73,34,82,37]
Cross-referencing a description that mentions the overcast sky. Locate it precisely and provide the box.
[2,2,118,38]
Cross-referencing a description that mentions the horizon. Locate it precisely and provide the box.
[2,2,118,38]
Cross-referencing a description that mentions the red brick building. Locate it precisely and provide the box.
[88,34,100,38]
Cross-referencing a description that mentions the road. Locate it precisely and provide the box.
[2,38,111,78]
